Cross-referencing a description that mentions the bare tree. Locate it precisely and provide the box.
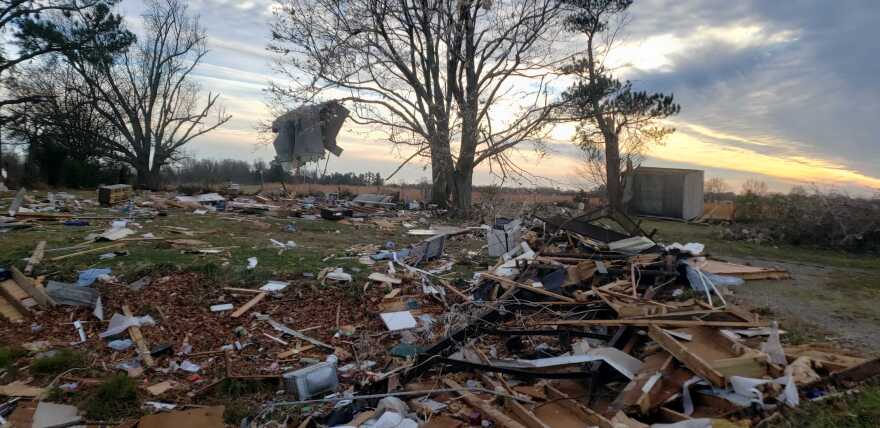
[61,0,230,188]
[560,0,680,212]
[269,0,564,212]
[741,178,768,196]
[705,177,730,194]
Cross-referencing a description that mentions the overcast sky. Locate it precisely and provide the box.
[121,0,880,195]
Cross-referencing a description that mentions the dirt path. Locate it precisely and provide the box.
[720,255,880,356]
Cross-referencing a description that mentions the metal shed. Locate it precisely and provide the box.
[628,167,704,220]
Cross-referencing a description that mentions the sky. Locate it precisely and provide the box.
[120,0,880,195]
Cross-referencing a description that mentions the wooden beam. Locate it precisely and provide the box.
[443,379,528,428]
[24,241,46,274]
[231,292,266,318]
[544,384,614,428]
[0,281,30,319]
[648,325,725,387]
[49,243,125,261]
[223,287,265,294]
[122,305,155,367]
[10,266,54,307]
[534,319,767,328]
[481,272,575,303]
[504,398,550,428]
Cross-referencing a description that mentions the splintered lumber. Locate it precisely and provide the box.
[543,384,614,428]
[49,243,126,262]
[231,292,266,318]
[697,259,790,280]
[223,287,265,294]
[122,305,155,367]
[24,241,46,274]
[481,272,575,303]
[277,345,315,359]
[11,266,54,307]
[648,325,725,387]
[0,281,28,321]
[504,399,550,428]
[443,379,527,428]
[535,319,766,328]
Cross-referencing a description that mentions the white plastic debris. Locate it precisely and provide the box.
[761,321,787,365]
[210,303,234,312]
[179,360,201,373]
[270,239,298,250]
[380,311,417,331]
[108,339,133,351]
[247,257,258,270]
[665,242,705,256]
[99,313,156,338]
[325,268,352,282]
[260,281,289,292]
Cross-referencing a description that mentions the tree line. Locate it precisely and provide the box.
[0,0,228,189]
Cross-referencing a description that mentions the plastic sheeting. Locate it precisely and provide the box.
[99,313,156,338]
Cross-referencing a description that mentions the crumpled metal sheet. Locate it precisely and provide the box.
[272,101,349,170]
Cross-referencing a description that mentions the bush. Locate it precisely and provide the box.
[728,189,880,253]
[0,346,27,369]
[29,349,86,376]
[82,374,140,421]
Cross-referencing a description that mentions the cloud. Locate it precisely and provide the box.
[124,0,880,194]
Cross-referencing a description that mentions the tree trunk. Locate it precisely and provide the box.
[452,164,473,214]
[135,164,161,189]
[605,132,622,212]
[429,132,454,208]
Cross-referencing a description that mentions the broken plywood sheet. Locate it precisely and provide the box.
[138,405,225,428]
[649,326,770,387]
[32,402,82,428]
[698,259,790,280]
[0,293,24,321]
[784,345,867,372]
[0,381,46,397]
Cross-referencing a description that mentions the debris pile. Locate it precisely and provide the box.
[0,187,876,427]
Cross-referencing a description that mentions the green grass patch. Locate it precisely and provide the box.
[81,374,140,421]
[0,346,27,369]
[217,378,277,398]
[29,349,86,376]
[767,383,880,428]
[642,220,880,271]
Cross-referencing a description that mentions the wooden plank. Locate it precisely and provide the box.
[223,287,264,294]
[504,399,550,428]
[481,273,575,303]
[535,319,766,328]
[543,384,614,428]
[648,325,725,387]
[0,293,25,321]
[277,345,315,359]
[11,266,54,307]
[24,240,46,274]
[658,407,691,423]
[122,305,155,367]
[231,292,266,318]
[0,280,31,318]
[443,379,528,428]
[805,357,880,390]
[49,243,126,262]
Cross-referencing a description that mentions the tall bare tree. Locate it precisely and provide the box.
[58,0,230,188]
[269,0,564,212]
[560,0,680,211]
